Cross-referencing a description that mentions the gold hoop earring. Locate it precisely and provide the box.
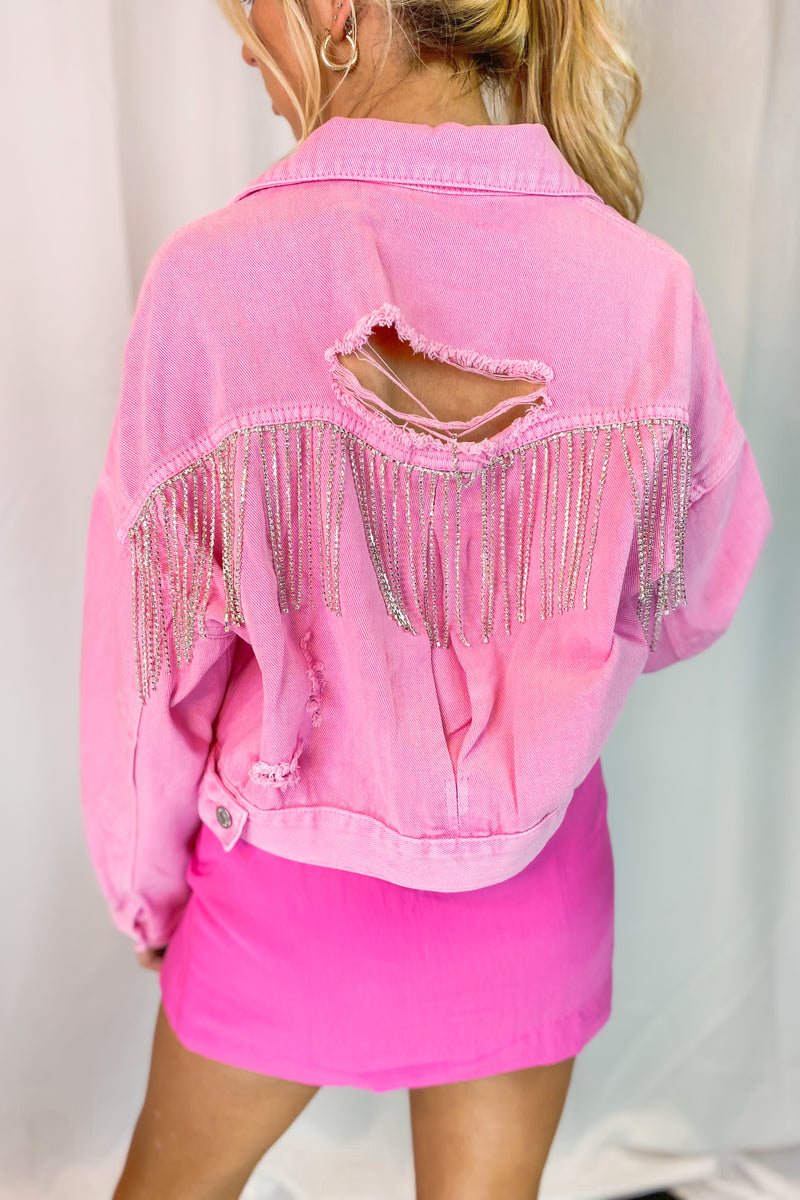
[320,11,358,71]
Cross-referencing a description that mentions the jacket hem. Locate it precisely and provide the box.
[198,769,568,891]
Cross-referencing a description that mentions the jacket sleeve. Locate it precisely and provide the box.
[79,242,238,954]
[639,278,773,672]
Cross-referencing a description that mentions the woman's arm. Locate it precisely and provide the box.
[79,233,238,953]
[639,276,772,671]
[79,473,237,952]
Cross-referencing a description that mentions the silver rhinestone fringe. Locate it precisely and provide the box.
[127,417,692,704]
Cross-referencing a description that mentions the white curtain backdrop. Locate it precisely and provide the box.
[1,1,797,1197]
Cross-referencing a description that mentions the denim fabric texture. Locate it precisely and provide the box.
[79,116,773,952]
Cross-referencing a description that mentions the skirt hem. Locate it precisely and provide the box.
[160,974,612,1093]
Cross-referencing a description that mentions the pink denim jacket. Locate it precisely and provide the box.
[80,116,773,952]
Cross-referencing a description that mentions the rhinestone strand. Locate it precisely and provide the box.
[618,422,647,619]
[232,430,250,624]
[635,421,656,637]
[559,431,573,616]
[518,443,537,624]
[569,427,598,611]
[272,425,291,612]
[179,473,190,660]
[499,454,510,637]
[666,424,679,613]
[294,425,303,609]
[378,454,403,625]
[442,472,452,646]
[651,418,672,646]
[130,522,144,701]
[312,422,326,611]
[199,455,215,631]
[430,472,442,646]
[454,466,470,646]
[485,460,497,642]
[583,427,612,611]
[281,425,296,609]
[565,429,585,613]
[516,444,528,624]
[160,482,179,656]
[134,514,150,698]
[480,466,489,640]
[678,423,691,604]
[403,465,423,630]
[332,428,346,613]
[305,424,315,610]
[417,468,433,641]
[219,434,237,631]
[328,425,339,609]
[185,467,200,646]
[317,423,333,611]
[150,502,169,682]
[539,439,550,621]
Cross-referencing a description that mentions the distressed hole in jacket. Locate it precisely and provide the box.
[328,305,551,448]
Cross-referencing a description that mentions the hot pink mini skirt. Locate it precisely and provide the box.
[159,756,614,1092]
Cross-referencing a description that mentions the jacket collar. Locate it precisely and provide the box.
[230,115,603,203]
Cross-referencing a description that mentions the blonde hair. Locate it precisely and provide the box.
[218,0,643,222]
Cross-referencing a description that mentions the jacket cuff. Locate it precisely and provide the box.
[117,896,184,954]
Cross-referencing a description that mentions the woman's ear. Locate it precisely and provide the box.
[315,0,353,47]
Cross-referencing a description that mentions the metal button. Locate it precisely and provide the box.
[215,805,232,829]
